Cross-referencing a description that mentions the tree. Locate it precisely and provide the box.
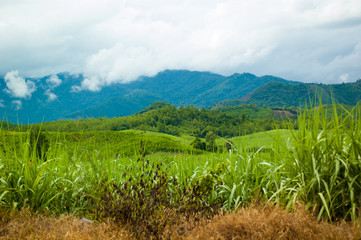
[205,131,217,143]
[203,131,217,152]
[190,137,206,150]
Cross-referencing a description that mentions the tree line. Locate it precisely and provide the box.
[39,102,295,138]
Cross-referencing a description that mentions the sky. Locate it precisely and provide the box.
[0,0,361,92]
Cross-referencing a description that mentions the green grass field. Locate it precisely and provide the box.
[217,129,293,150]
[0,103,360,239]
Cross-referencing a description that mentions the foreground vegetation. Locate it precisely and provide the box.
[1,205,360,240]
[0,103,360,239]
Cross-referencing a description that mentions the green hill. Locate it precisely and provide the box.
[211,104,298,119]
[243,80,361,107]
[0,70,295,123]
[1,69,360,124]
[39,102,283,138]
[191,73,292,107]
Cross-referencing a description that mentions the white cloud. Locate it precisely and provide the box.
[46,75,62,88]
[0,0,360,89]
[71,85,82,93]
[43,75,61,100]
[44,89,58,101]
[339,73,349,82]
[0,100,5,108]
[4,70,36,98]
[77,76,102,92]
[12,100,22,110]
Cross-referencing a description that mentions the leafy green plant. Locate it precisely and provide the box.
[27,126,50,162]
[281,103,361,220]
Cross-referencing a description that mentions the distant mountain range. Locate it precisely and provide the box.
[0,70,360,123]
[212,79,361,108]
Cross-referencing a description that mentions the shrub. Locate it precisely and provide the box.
[93,141,219,239]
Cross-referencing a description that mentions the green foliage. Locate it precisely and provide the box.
[0,131,90,213]
[205,131,217,143]
[205,131,217,151]
[213,104,274,119]
[280,103,361,221]
[27,126,49,162]
[190,137,206,150]
[0,101,360,228]
[58,130,198,156]
[0,121,18,131]
[40,103,285,138]
[246,81,361,107]
[136,101,171,114]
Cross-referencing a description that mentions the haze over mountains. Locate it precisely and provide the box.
[0,70,360,124]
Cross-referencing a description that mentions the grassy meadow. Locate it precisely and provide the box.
[0,103,361,239]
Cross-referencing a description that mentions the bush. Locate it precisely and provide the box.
[93,141,219,238]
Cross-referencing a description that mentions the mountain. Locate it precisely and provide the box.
[191,73,292,107]
[1,69,359,124]
[0,73,130,123]
[129,70,227,105]
[243,80,361,107]
[64,89,161,119]
[212,80,361,108]
[65,71,296,120]
[0,70,296,123]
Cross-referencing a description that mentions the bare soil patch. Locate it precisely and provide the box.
[273,110,295,117]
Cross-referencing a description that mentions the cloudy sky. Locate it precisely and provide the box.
[1,0,361,91]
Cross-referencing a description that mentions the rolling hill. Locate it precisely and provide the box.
[244,80,361,107]
[213,80,361,108]
[1,69,360,123]
[0,70,295,123]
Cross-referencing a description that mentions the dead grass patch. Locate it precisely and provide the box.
[1,205,360,240]
[179,204,361,240]
[0,208,132,240]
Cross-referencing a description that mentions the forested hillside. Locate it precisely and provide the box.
[1,70,360,123]
[63,71,295,120]
[40,102,289,137]
[0,70,294,123]
[242,80,361,107]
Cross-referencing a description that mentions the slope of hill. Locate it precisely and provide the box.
[40,101,280,138]
[129,70,227,105]
[192,74,292,107]
[0,70,294,123]
[212,80,361,108]
[64,89,161,119]
[244,80,361,107]
[0,73,130,123]
[1,69,359,123]
[211,104,298,119]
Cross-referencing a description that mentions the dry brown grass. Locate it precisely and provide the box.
[0,209,132,240]
[1,205,360,240]
[178,204,361,240]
